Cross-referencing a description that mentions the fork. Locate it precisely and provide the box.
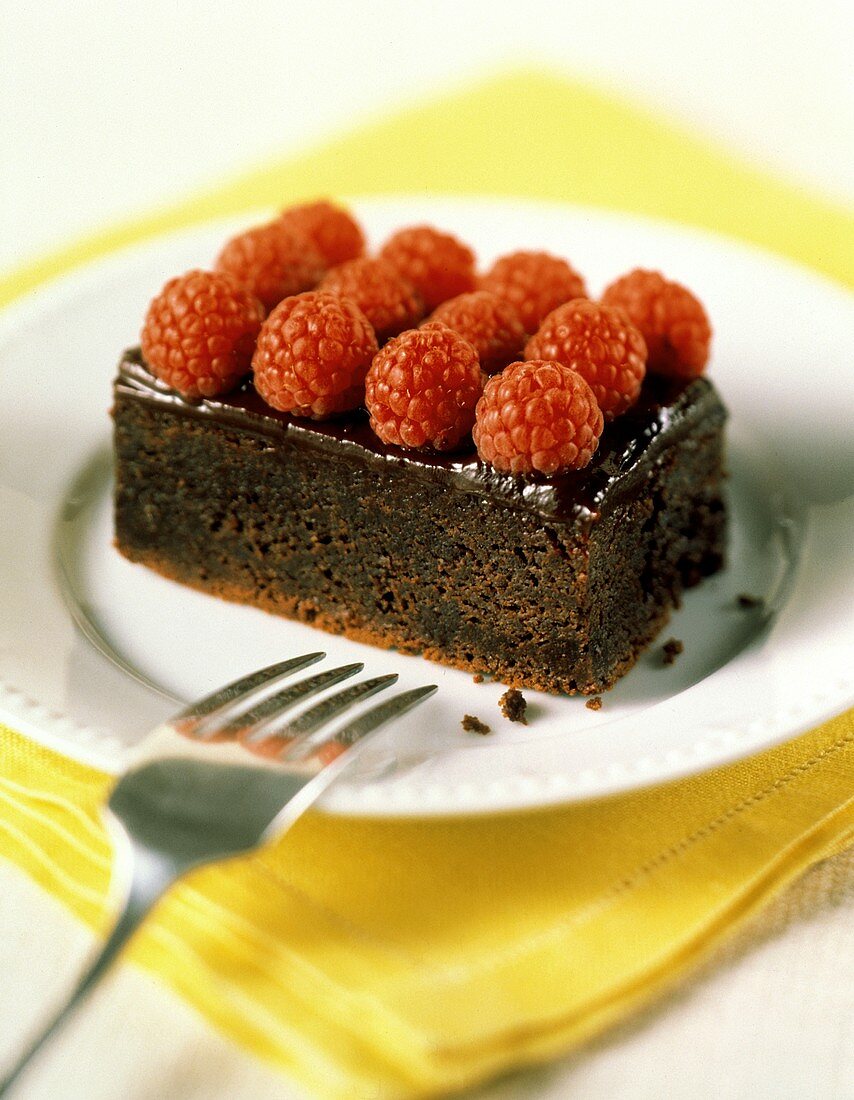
[0,652,436,1096]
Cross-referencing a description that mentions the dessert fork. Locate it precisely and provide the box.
[0,652,436,1096]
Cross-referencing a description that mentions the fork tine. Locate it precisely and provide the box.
[239,674,399,760]
[283,684,438,765]
[173,652,325,736]
[278,674,399,738]
[216,663,365,742]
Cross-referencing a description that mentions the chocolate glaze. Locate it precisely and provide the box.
[115,349,725,528]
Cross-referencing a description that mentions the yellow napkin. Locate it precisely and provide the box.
[2,715,852,1098]
[1,70,853,1099]
[2,69,852,309]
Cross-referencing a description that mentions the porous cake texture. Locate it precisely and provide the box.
[113,350,726,695]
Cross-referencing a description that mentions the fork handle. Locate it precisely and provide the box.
[0,846,175,1096]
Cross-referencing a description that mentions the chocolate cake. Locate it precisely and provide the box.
[113,349,726,695]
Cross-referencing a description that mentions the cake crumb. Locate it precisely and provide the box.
[462,714,491,735]
[662,638,684,665]
[499,688,528,724]
[472,673,484,684]
[586,696,603,711]
[737,593,764,609]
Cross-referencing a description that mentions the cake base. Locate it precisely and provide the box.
[113,353,726,695]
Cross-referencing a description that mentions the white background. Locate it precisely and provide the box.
[1,0,852,275]
[1,3,852,1099]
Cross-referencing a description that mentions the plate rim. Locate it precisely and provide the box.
[4,191,853,336]
[1,198,852,816]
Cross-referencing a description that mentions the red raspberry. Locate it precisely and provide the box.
[215,221,325,312]
[365,326,483,451]
[601,269,711,378]
[424,291,525,375]
[479,251,588,334]
[140,269,264,398]
[278,199,365,266]
[473,360,603,475]
[524,299,646,419]
[379,225,477,311]
[318,257,423,343]
[252,291,377,419]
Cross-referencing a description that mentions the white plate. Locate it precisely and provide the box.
[1,197,852,815]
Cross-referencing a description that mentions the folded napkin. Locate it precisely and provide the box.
[1,713,852,1098]
[1,70,852,1098]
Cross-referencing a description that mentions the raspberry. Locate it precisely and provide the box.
[215,221,325,312]
[479,251,588,333]
[252,291,377,419]
[365,326,483,451]
[140,270,264,398]
[379,225,477,311]
[278,200,365,266]
[424,291,525,375]
[473,360,603,475]
[524,299,646,419]
[318,257,423,343]
[601,269,711,378]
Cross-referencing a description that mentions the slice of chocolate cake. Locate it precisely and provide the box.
[113,350,726,695]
